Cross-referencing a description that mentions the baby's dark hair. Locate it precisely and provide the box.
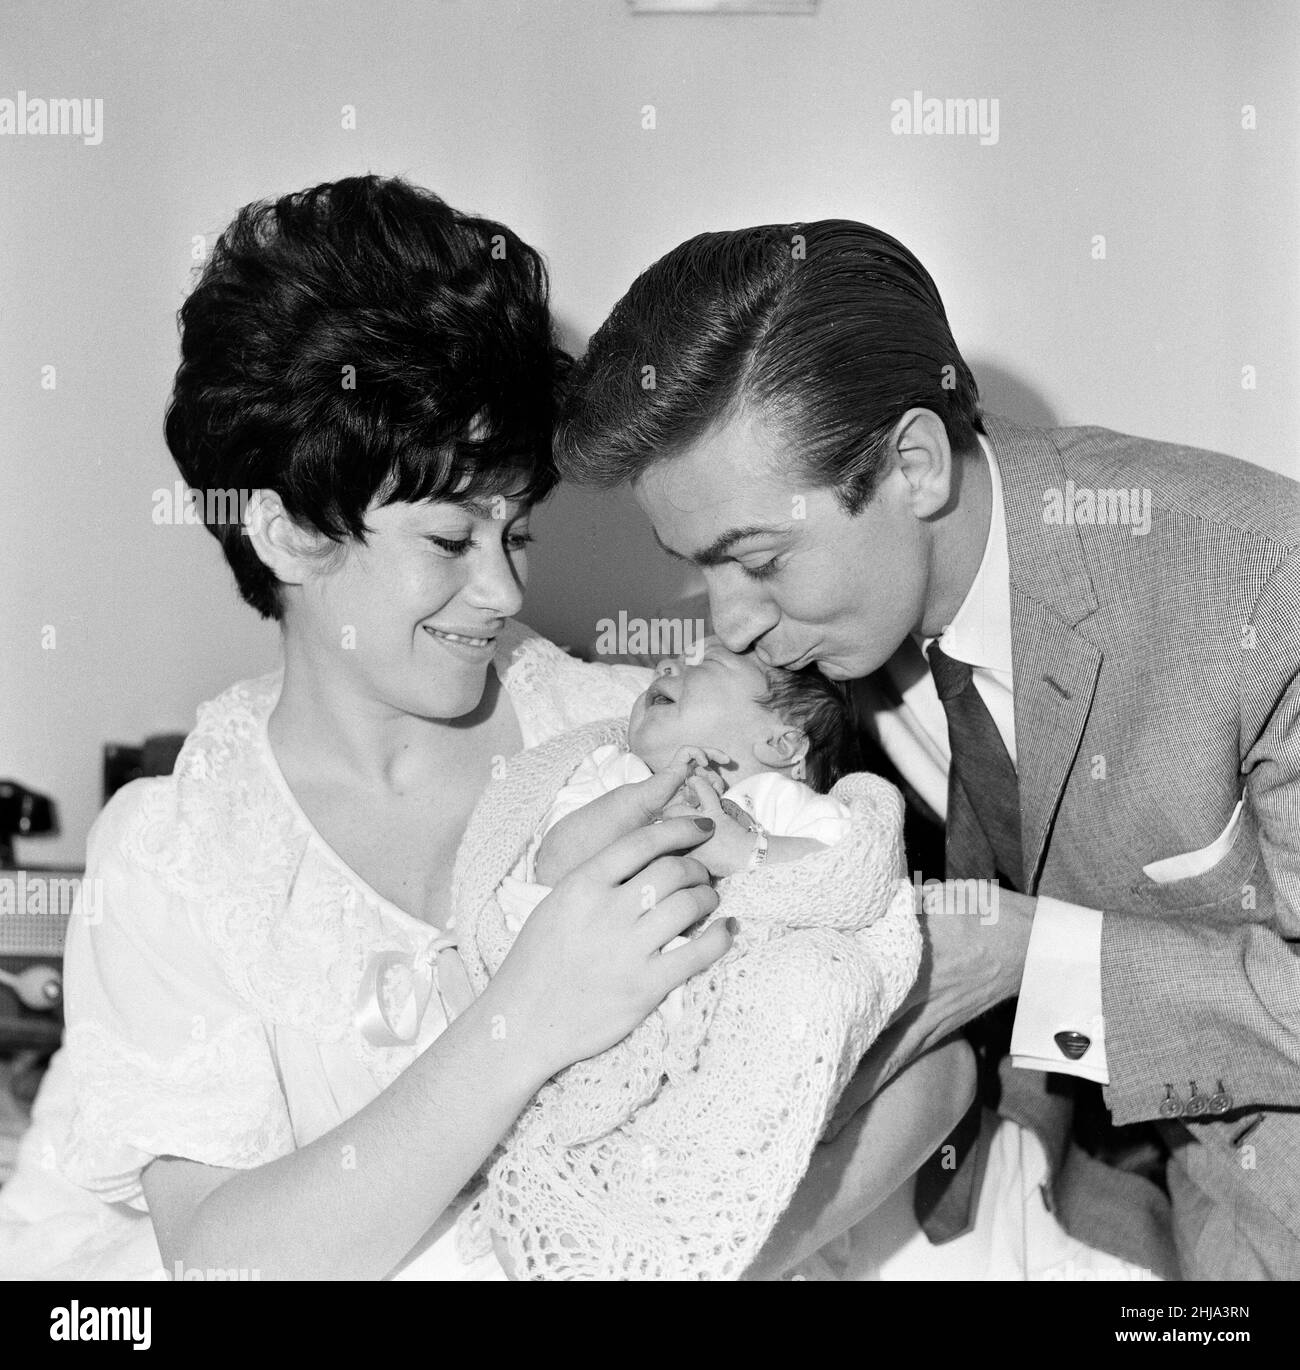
[758,665,865,793]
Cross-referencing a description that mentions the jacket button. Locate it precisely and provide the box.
[1185,1082,1208,1118]
[1158,1084,1185,1119]
[1209,1080,1232,1114]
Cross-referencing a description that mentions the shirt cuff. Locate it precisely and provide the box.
[1010,895,1109,1085]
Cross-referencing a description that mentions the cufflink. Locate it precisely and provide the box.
[1054,1030,1091,1061]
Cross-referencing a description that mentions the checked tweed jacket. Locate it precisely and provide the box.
[863,416,1300,1277]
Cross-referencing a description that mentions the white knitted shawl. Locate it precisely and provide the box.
[451,719,922,1280]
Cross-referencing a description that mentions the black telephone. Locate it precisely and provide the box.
[0,780,55,869]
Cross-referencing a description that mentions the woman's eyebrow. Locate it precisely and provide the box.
[459,497,526,521]
[651,523,788,568]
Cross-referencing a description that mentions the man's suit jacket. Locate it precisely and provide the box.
[862,416,1300,1277]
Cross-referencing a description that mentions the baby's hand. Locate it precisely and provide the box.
[661,775,756,878]
[665,745,730,807]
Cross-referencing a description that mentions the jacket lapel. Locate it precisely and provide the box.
[984,418,1103,893]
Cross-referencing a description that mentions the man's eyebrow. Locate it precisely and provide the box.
[651,523,787,568]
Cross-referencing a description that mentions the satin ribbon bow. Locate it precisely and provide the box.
[354,933,461,1048]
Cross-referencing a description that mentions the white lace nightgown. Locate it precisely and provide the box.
[0,621,651,1280]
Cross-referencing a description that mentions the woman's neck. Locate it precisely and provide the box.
[269,636,499,794]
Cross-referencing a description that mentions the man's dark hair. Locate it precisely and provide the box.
[760,665,865,794]
[555,220,982,511]
[165,174,567,619]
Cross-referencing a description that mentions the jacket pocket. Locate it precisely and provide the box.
[1130,799,1263,916]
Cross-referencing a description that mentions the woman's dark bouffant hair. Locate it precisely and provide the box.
[555,220,982,511]
[165,174,568,619]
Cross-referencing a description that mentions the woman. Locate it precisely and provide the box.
[0,175,968,1281]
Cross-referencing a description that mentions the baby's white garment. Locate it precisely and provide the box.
[724,771,853,846]
[495,744,854,931]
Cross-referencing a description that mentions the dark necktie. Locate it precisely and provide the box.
[913,640,1024,1243]
[927,641,1023,892]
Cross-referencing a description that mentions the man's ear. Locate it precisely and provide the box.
[890,408,956,519]
[752,727,810,774]
[243,489,329,591]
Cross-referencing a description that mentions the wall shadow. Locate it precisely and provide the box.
[968,357,1058,430]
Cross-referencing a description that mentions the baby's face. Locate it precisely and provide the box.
[628,640,783,778]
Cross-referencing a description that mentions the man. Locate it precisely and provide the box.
[554,220,1300,1279]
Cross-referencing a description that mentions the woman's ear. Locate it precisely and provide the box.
[243,489,327,591]
[752,727,810,774]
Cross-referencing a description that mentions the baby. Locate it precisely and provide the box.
[453,637,919,1279]
[497,639,865,926]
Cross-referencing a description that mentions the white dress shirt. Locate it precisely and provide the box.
[868,436,1109,1085]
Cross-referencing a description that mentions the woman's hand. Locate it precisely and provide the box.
[483,816,731,1078]
[534,750,727,886]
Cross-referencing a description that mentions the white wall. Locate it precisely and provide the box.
[2,0,1296,864]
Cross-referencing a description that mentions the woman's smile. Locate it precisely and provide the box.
[422,624,499,660]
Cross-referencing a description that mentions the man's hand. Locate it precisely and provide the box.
[824,883,1037,1139]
